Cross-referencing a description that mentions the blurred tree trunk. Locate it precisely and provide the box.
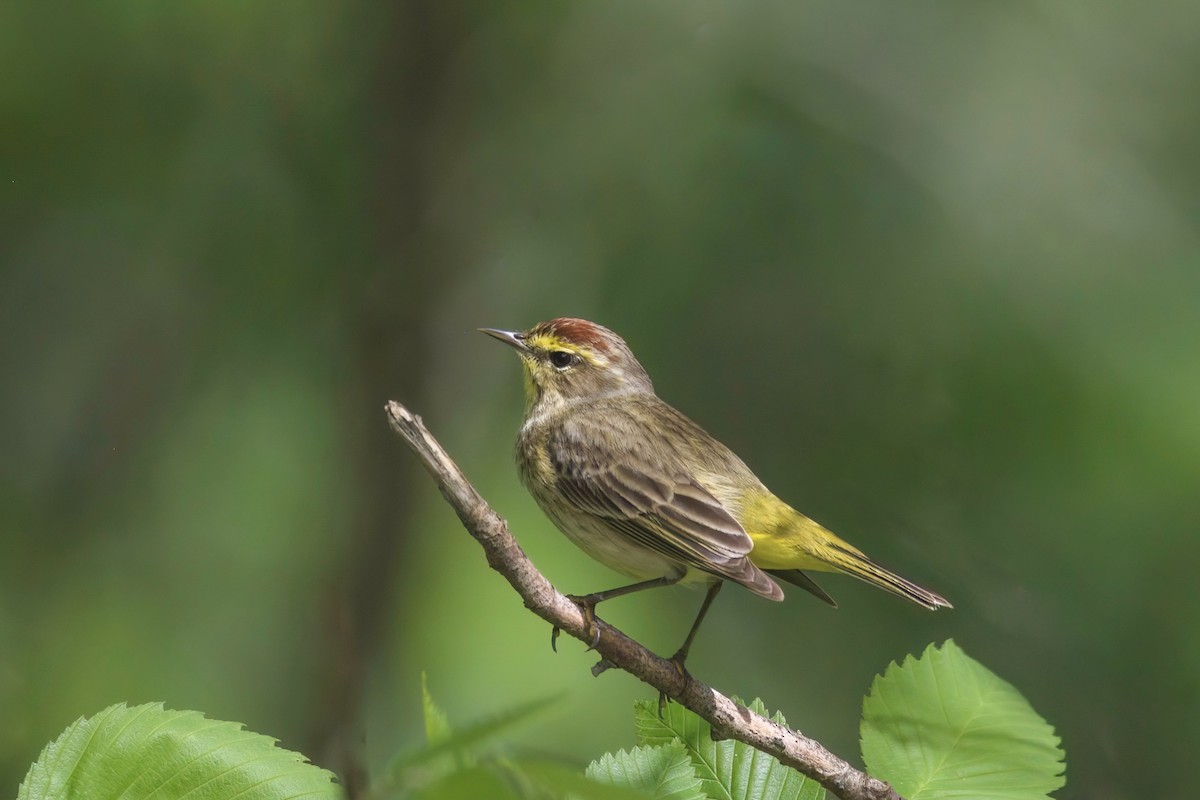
[310,4,468,794]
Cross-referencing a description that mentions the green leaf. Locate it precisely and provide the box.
[409,765,525,800]
[17,702,343,800]
[586,741,705,800]
[387,694,559,778]
[861,640,1066,800]
[634,699,824,800]
[422,672,453,745]
[412,759,651,800]
[506,759,661,800]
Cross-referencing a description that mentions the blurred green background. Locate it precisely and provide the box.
[3,2,1197,799]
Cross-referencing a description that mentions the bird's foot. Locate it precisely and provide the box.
[551,593,602,653]
[657,650,691,717]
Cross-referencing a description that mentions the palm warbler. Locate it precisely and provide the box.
[482,317,949,665]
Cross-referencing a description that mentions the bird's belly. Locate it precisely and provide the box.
[538,502,688,583]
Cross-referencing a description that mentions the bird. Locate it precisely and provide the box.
[481,317,950,670]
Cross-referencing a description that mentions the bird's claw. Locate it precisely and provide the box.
[551,594,602,653]
[657,651,690,717]
[566,593,603,650]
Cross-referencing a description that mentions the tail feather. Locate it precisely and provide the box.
[768,569,837,607]
[829,544,952,610]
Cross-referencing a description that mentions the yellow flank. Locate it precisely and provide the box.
[739,488,865,572]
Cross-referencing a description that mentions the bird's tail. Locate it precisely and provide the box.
[741,490,951,609]
[825,543,951,610]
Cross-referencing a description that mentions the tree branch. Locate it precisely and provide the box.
[385,400,904,800]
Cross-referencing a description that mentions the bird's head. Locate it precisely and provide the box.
[481,318,654,411]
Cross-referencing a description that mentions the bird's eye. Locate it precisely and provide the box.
[549,350,575,369]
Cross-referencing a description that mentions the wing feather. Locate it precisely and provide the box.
[546,419,781,600]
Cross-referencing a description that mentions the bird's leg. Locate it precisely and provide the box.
[659,581,723,715]
[551,574,683,653]
[671,580,724,666]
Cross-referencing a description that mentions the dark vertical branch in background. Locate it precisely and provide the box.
[309,3,468,794]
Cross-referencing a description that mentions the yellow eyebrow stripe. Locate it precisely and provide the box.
[525,334,605,365]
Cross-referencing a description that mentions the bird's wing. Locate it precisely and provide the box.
[547,422,782,599]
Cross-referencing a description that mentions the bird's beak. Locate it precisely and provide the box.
[479,327,527,351]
